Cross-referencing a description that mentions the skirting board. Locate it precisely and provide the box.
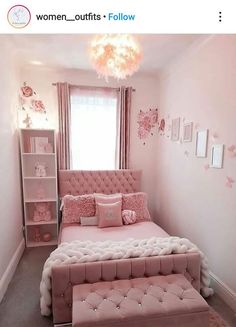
[0,238,25,303]
[210,271,236,314]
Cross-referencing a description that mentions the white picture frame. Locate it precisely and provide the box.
[195,129,208,157]
[210,144,224,168]
[183,122,193,142]
[171,118,180,141]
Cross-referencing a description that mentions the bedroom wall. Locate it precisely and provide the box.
[19,67,159,215]
[154,35,236,307]
[0,37,24,301]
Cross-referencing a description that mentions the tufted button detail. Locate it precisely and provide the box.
[60,293,64,297]
[68,303,72,308]
[124,296,127,299]
[116,306,120,309]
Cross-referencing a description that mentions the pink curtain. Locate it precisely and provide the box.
[56,82,71,170]
[118,86,132,169]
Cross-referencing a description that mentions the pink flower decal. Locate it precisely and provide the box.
[21,84,33,97]
[137,108,158,140]
[31,100,46,113]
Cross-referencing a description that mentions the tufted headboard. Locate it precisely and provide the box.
[59,170,142,197]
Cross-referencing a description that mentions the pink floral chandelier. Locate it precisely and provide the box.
[89,34,142,80]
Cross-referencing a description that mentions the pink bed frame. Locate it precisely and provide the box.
[52,170,201,325]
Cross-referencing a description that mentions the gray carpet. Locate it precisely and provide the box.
[0,247,235,327]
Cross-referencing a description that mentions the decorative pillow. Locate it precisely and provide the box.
[62,194,95,224]
[122,210,137,225]
[80,216,98,226]
[122,192,151,222]
[94,193,122,215]
[97,201,123,228]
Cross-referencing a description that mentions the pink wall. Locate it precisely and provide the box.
[154,35,236,298]
[0,37,24,299]
[19,68,159,215]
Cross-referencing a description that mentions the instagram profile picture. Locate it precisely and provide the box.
[7,5,31,28]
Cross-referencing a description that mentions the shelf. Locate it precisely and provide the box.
[26,220,57,226]
[27,240,58,247]
[22,153,55,156]
[25,198,57,203]
[24,176,56,180]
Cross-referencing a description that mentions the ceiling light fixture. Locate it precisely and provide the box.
[89,34,142,80]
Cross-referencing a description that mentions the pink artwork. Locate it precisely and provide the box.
[225,176,235,188]
[31,99,46,114]
[21,83,34,97]
[159,118,165,133]
[137,108,158,142]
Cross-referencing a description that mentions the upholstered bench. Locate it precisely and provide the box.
[72,274,209,327]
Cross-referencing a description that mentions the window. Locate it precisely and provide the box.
[70,87,118,170]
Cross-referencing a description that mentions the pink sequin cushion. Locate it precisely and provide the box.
[122,210,137,225]
[122,192,151,222]
[62,194,95,224]
[97,201,123,228]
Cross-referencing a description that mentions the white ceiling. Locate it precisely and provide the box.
[8,34,204,73]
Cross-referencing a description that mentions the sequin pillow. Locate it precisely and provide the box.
[97,201,123,228]
[122,210,137,225]
[62,194,95,224]
[122,192,151,222]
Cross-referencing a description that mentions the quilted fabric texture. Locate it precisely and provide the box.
[72,274,209,327]
[62,194,95,223]
[122,192,151,222]
[97,202,123,228]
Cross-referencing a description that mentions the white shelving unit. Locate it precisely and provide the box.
[19,128,58,247]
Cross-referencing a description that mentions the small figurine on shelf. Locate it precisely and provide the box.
[33,227,41,242]
[35,162,47,177]
[33,202,51,222]
[42,232,52,242]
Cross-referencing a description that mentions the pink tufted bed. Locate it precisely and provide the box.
[51,170,201,326]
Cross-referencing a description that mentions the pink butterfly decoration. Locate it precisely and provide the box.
[227,145,236,158]
[211,132,218,141]
[225,176,235,188]
[204,164,210,171]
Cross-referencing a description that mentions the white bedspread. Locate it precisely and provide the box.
[40,236,213,316]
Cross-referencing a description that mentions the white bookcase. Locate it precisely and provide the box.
[19,128,58,247]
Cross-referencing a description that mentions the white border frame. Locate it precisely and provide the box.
[195,129,208,158]
[171,117,180,141]
[210,144,224,168]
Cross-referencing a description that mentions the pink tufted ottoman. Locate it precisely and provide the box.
[72,274,209,327]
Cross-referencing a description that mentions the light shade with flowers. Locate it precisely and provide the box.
[89,34,142,80]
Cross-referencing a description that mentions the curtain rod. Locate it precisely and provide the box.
[52,83,135,92]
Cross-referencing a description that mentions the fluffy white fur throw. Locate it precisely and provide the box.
[40,237,213,316]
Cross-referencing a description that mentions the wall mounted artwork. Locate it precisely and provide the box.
[195,129,208,157]
[171,117,180,141]
[183,122,193,142]
[137,108,158,144]
[210,144,224,168]
[18,82,48,128]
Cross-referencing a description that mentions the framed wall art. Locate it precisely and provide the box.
[195,129,208,157]
[171,117,180,141]
[183,122,193,142]
[210,144,224,168]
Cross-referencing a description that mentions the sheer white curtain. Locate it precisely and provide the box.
[70,87,118,170]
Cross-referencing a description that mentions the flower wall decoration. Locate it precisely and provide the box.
[18,82,48,128]
[137,108,158,144]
